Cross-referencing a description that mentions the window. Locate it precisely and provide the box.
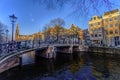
[114,36,119,46]
[110,24,113,27]
[94,29,97,32]
[118,41,120,45]
[95,34,97,37]
[91,34,93,37]
[115,37,119,40]
[110,31,113,34]
[114,17,117,20]
[98,28,101,31]
[115,23,118,27]
[109,18,112,21]
[90,24,93,26]
[94,17,96,20]
[98,22,100,25]
[115,30,118,34]
[99,34,101,37]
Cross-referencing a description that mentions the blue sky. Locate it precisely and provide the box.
[0,0,120,36]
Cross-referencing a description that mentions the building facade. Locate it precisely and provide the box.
[89,16,104,46]
[103,9,120,46]
[83,29,91,46]
[43,24,83,44]
[68,24,83,44]
[89,9,120,47]
[15,23,83,44]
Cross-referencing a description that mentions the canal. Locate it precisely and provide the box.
[0,51,120,80]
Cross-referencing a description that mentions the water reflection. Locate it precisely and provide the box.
[22,51,35,65]
[91,55,120,80]
[0,52,120,80]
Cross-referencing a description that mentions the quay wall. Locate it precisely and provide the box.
[88,47,120,55]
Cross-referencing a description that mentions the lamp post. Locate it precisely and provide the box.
[9,14,17,42]
[5,29,9,43]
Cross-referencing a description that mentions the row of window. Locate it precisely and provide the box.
[90,22,101,26]
[114,37,119,40]
[105,23,119,28]
[92,16,101,20]
[91,23,119,29]
[90,28,102,32]
[91,34,102,38]
[104,17,119,22]
[90,16,119,27]
[106,30,119,34]
[91,30,119,37]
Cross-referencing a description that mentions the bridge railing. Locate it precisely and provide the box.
[0,40,82,59]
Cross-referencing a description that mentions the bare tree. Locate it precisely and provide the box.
[0,21,6,44]
[50,18,65,27]
[34,0,118,15]
[50,18,65,42]
[43,24,51,42]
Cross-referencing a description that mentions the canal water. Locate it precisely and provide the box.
[0,52,120,80]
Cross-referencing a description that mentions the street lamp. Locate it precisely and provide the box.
[5,29,9,43]
[9,14,17,42]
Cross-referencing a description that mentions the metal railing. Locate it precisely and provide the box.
[0,40,82,59]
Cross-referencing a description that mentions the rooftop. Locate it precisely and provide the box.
[104,9,119,16]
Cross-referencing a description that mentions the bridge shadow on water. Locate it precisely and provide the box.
[0,52,120,80]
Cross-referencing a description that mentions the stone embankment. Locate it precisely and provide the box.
[88,47,120,56]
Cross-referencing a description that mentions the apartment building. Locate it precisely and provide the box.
[89,9,120,47]
[89,16,104,46]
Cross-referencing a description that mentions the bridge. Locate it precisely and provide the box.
[0,40,87,73]
[0,40,120,74]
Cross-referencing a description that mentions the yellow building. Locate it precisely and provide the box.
[44,24,83,41]
[89,9,120,46]
[69,24,83,40]
[15,23,83,44]
[103,9,120,46]
[89,16,104,45]
[15,24,44,41]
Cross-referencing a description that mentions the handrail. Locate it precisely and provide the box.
[0,40,82,63]
[0,40,81,57]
